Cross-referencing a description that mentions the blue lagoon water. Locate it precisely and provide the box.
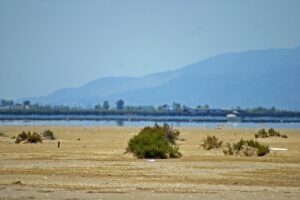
[1,118,300,128]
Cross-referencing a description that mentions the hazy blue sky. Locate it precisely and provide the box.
[1,0,300,99]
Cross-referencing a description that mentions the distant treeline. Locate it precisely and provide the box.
[1,99,300,117]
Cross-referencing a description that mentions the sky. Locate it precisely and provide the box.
[1,0,300,99]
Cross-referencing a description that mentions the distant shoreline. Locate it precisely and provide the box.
[1,114,300,123]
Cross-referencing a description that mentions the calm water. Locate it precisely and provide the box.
[1,119,300,128]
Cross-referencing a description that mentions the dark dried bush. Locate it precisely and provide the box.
[42,130,56,140]
[15,131,42,144]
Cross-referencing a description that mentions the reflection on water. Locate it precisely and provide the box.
[115,119,124,126]
[0,119,300,128]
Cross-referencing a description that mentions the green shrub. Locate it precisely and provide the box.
[255,128,287,138]
[201,135,223,150]
[235,139,269,156]
[255,128,268,138]
[42,130,56,140]
[268,128,279,137]
[223,139,269,156]
[15,131,42,144]
[126,125,181,159]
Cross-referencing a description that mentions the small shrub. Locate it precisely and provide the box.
[201,135,223,150]
[223,139,269,157]
[42,130,56,140]
[255,128,287,138]
[15,131,42,144]
[255,128,268,138]
[15,131,28,143]
[223,143,234,155]
[15,137,23,144]
[236,139,269,156]
[268,128,281,137]
[26,132,43,143]
[126,125,181,159]
[0,132,7,137]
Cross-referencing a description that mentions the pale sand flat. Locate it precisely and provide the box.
[0,126,299,200]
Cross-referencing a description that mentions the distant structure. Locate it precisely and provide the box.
[227,111,241,122]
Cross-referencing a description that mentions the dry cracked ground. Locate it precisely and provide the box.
[0,126,299,200]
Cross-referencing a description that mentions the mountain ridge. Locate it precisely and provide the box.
[24,46,300,109]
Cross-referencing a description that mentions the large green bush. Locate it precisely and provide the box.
[126,124,181,159]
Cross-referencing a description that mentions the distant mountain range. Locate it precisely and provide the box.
[26,46,300,109]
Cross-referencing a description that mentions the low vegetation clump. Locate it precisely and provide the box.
[126,124,182,159]
[0,132,7,137]
[255,128,287,138]
[201,135,223,150]
[15,131,42,144]
[42,130,56,140]
[223,139,269,156]
[255,128,268,138]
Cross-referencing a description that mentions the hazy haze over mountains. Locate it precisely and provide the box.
[27,46,300,109]
[2,1,300,100]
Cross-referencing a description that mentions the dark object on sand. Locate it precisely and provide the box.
[12,180,23,185]
[42,130,56,140]
[57,141,60,148]
[0,132,7,137]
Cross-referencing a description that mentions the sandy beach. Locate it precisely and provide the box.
[0,126,299,199]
